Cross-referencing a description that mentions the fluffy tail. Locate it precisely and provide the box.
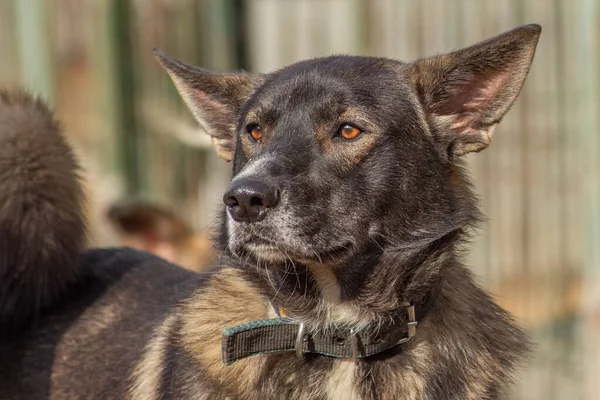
[0,90,86,338]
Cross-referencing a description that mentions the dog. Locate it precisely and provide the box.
[106,200,215,272]
[0,24,540,399]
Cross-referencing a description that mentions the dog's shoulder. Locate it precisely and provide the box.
[423,264,531,399]
[0,247,211,399]
[130,266,271,399]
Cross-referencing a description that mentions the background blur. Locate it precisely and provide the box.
[0,0,599,399]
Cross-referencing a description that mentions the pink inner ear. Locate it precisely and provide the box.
[443,70,510,133]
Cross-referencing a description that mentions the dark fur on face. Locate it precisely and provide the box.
[0,25,540,400]
[227,56,454,262]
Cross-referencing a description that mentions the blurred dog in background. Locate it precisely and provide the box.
[106,200,215,272]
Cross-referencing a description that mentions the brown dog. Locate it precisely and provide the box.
[106,200,215,272]
[0,25,540,399]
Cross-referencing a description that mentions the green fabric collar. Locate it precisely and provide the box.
[222,279,443,365]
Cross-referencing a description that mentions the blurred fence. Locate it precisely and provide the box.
[0,1,599,399]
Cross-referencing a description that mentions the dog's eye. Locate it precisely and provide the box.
[338,124,362,140]
[247,124,263,141]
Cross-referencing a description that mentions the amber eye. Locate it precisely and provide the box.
[338,124,362,140]
[247,124,262,141]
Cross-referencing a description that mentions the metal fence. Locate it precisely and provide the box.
[1,1,599,398]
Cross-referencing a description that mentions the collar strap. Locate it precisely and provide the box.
[222,279,443,365]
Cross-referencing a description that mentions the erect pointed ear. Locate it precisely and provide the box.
[153,50,263,161]
[410,24,541,158]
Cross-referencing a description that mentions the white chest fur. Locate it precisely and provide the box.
[327,359,361,400]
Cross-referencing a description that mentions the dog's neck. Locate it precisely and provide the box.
[235,229,461,330]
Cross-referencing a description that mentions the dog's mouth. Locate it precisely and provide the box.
[239,238,354,264]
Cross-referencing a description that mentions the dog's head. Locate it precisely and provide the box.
[155,25,540,266]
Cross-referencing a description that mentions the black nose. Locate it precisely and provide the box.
[223,179,280,223]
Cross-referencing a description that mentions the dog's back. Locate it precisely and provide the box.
[0,91,203,399]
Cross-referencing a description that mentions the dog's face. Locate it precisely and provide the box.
[223,57,432,263]
[155,25,540,265]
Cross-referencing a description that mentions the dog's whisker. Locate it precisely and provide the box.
[290,170,309,180]
[309,249,323,265]
[288,204,329,212]
[264,262,279,294]
[368,237,388,256]
[283,250,302,295]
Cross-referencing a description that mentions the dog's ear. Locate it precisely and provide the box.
[410,24,541,158]
[153,50,262,161]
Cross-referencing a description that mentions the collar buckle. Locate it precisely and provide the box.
[397,303,417,345]
[350,327,360,363]
[295,322,306,358]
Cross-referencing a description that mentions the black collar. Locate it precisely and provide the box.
[222,278,444,365]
